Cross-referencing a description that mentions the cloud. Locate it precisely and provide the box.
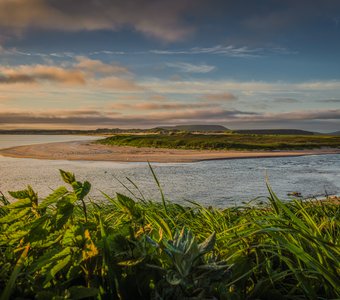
[166,62,216,73]
[274,98,299,104]
[0,44,6,54]
[151,45,296,57]
[141,108,255,121]
[0,65,86,85]
[142,79,277,94]
[75,56,130,75]
[274,109,340,121]
[109,101,215,110]
[203,93,237,102]
[296,81,340,90]
[0,108,254,127]
[149,94,168,101]
[90,50,126,56]
[0,0,195,42]
[0,108,338,131]
[0,109,119,126]
[0,74,35,84]
[142,78,340,94]
[0,95,11,102]
[320,99,340,103]
[96,76,143,92]
[0,57,141,91]
[151,45,261,57]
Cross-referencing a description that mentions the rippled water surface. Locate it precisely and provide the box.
[0,135,339,206]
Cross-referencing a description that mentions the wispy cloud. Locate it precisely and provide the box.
[296,81,340,90]
[274,98,299,103]
[165,62,216,73]
[142,79,340,94]
[90,50,126,56]
[151,45,296,57]
[202,93,238,102]
[320,99,340,103]
[109,101,215,111]
[0,45,76,58]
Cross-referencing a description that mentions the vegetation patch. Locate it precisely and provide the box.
[0,170,339,299]
[97,133,340,151]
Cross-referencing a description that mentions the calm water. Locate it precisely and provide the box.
[0,135,339,206]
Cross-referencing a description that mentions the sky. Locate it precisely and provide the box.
[0,0,339,131]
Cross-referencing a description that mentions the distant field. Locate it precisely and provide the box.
[97,133,340,150]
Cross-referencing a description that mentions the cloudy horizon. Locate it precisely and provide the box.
[0,0,339,132]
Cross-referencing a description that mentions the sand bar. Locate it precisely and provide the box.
[0,140,339,163]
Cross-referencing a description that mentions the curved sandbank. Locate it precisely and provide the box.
[0,140,340,163]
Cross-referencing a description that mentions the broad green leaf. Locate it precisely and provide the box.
[79,181,91,199]
[8,189,30,200]
[38,186,68,209]
[0,207,31,224]
[5,198,32,210]
[59,169,75,185]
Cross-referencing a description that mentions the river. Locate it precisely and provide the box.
[0,135,339,206]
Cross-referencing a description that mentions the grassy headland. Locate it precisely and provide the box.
[97,133,340,151]
[0,170,339,299]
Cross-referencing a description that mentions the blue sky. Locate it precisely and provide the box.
[0,0,339,131]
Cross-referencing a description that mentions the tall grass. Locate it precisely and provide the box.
[0,170,339,299]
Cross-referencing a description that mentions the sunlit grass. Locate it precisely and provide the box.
[97,133,340,151]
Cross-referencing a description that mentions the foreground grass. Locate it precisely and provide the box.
[97,133,340,151]
[0,170,339,300]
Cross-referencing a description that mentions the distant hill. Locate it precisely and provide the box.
[233,129,316,135]
[157,125,228,132]
[329,131,340,135]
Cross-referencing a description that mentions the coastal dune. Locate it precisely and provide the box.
[0,140,339,163]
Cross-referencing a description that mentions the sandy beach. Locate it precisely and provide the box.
[0,140,339,163]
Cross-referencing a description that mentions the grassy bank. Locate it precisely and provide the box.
[96,133,340,151]
[0,170,339,299]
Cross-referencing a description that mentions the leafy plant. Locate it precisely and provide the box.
[0,170,339,299]
[147,228,229,299]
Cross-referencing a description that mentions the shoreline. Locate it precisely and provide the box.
[0,140,340,163]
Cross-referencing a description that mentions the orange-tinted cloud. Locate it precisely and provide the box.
[0,95,11,102]
[0,108,338,130]
[96,76,143,91]
[109,101,215,110]
[149,94,168,101]
[0,65,85,85]
[0,57,141,91]
[0,0,194,42]
[203,92,237,101]
[75,56,130,75]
